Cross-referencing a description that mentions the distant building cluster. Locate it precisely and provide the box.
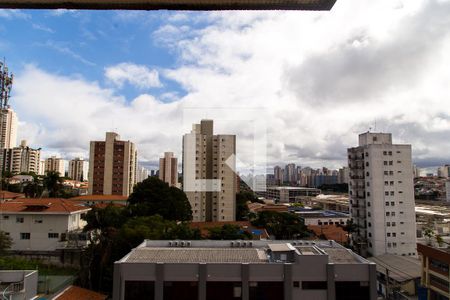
[271,164,349,187]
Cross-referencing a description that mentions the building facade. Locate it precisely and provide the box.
[45,156,66,176]
[182,120,236,222]
[1,140,40,175]
[113,239,377,300]
[136,165,150,183]
[159,152,179,187]
[417,243,450,300]
[88,132,137,197]
[438,165,450,179]
[0,198,90,251]
[0,108,17,149]
[68,157,89,181]
[261,186,321,203]
[348,132,417,257]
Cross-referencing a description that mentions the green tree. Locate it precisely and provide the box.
[0,231,12,254]
[43,171,64,197]
[207,224,252,240]
[128,177,192,221]
[252,211,310,239]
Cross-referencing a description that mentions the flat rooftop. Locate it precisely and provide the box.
[267,186,321,191]
[119,240,367,265]
[293,210,350,218]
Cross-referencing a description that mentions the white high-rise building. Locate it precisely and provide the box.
[68,157,89,181]
[38,160,45,176]
[438,165,450,178]
[348,132,417,257]
[0,108,17,149]
[45,156,66,176]
[136,166,150,183]
[1,140,41,174]
[183,120,236,222]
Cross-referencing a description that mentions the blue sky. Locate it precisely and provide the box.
[1,1,450,174]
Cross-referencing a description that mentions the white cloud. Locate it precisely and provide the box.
[10,0,450,172]
[104,63,162,90]
[0,10,30,19]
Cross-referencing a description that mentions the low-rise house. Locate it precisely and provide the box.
[291,210,350,226]
[368,254,421,299]
[0,190,25,202]
[0,198,91,252]
[53,285,107,300]
[189,221,270,239]
[308,225,349,244]
[70,194,128,207]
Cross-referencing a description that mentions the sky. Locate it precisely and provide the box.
[1,0,450,174]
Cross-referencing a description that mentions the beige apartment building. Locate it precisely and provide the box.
[88,132,137,197]
[68,157,89,181]
[0,107,17,149]
[159,152,179,187]
[182,120,236,222]
[45,156,66,176]
[1,140,41,174]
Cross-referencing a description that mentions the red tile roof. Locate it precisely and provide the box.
[0,190,25,200]
[71,194,128,201]
[308,225,349,244]
[0,198,90,214]
[54,285,107,300]
[189,221,270,239]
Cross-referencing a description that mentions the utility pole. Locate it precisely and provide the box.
[0,59,14,191]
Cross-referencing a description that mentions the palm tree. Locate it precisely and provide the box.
[43,171,64,197]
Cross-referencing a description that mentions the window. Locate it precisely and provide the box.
[385,191,389,196]
[387,233,391,237]
[366,172,370,177]
[392,222,396,227]
[390,191,395,196]
[384,171,389,175]
[392,233,396,237]
[16,217,24,223]
[391,202,395,206]
[302,282,327,290]
[385,202,389,206]
[390,181,394,185]
[48,233,59,239]
[384,181,388,185]
[384,161,388,165]
[386,212,390,216]
[3,215,9,220]
[389,161,393,165]
[388,151,392,155]
[386,222,391,227]
[20,233,30,240]
[35,219,43,224]
[383,151,387,155]
[391,212,395,217]
[389,171,394,175]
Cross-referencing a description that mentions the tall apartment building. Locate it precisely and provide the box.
[68,157,89,181]
[88,132,137,197]
[438,165,450,178]
[273,165,283,185]
[136,165,150,183]
[159,152,179,187]
[284,163,297,184]
[1,140,40,174]
[45,156,66,176]
[182,120,236,222]
[348,132,417,257]
[0,108,17,149]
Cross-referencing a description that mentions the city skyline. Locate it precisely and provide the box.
[0,0,449,172]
